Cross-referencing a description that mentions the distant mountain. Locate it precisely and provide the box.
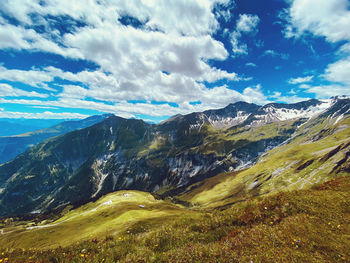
[0,114,113,164]
[0,98,348,216]
[0,119,64,137]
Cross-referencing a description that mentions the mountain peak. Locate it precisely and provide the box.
[226,101,259,108]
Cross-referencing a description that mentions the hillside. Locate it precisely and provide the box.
[0,176,349,262]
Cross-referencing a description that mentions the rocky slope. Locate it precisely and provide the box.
[0,98,348,216]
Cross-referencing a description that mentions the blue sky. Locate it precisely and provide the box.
[0,0,349,122]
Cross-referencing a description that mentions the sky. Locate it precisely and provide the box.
[0,0,349,122]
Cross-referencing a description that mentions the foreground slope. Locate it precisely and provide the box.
[0,177,349,262]
[0,190,194,249]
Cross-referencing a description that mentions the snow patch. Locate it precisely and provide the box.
[334,114,344,125]
[253,100,335,126]
[208,111,250,129]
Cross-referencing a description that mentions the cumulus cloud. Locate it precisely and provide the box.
[0,0,270,119]
[270,91,310,104]
[0,23,82,58]
[214,1,235,23]
[231,32,248,55]
[338,43,350,55]
[288,75,313,84]
[230,13,260,56]
[30,106,59,109]
[242,84,269,104]
[0,110,89,119]
[0,66,56,91]
[245,62,257,67]
[63,25,231,82]
[300,84,350,99]
[236,14,260,34]
[263,50,289,60]
[0,81,270,120]
[0,83,48,98]
[284,0,350,42]
[323,57,350,85]
[283,0,350,96]
[0,0,254,117]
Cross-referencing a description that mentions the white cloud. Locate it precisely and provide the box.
[323,57,350,85]
[231,32,248,55]
[242,84,269,105]
[283,0,350,97]
[230,13,260,56]
[338,43,350,55]
[0,0,230,37]
[0,24,82,58]
[0,1,248,105]
[0,66,56,90]
[215,5,234,23]
[236,14,260,34]
[263,49,289,60]
[270,91,310,103]
[0,110,89,119]
[30,106,59,109]
[288,75,313,84]
[301,84,350,99]
[0,83,48,98]
[264,50,277,56]
[63,25,230,82]
[0,0,267,119]
[285,0,350,42]
[0,81,270,120]
[245,62,257,67]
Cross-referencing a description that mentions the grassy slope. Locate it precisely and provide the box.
[177,117,350,209]
[138,119,299,158]
[0,191,197,249]
[0,176,349,262]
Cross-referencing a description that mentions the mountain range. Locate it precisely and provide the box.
[0,118,64,137]
[0,97,349,216]
[0,114,113,164]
